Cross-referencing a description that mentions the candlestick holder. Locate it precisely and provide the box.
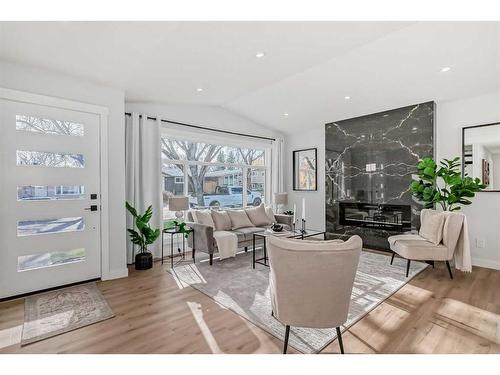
[301,218,306,234]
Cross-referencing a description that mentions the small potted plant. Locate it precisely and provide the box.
[126,202,160,270]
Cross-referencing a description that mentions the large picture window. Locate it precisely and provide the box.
[161,136,269,219]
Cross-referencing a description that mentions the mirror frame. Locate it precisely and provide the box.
[462,121,500,192]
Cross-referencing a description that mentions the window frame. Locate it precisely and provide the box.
[160,128,271,208]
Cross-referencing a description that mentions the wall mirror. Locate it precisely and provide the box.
[462,122,500,192]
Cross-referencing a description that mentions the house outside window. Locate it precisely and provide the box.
[161,135,270,217]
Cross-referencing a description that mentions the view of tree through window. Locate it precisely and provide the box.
[161,137,267,217]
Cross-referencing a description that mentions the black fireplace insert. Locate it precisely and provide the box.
[339,202,411,232]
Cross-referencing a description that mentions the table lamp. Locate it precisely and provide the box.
[168,196,189,220]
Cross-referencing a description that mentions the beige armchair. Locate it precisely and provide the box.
[266,235,362,354]
[388,210,464,279]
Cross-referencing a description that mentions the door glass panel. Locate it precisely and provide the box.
[17,185,85,201]
[16,150,85,168]
[17,217,84,236]
[16,115,84,136]
[17,248,86,272]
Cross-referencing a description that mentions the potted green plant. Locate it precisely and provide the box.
[410,156,485,211]
[173,220,190,238]
[126,201,160,270]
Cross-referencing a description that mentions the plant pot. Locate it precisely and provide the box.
[135,251,153,270]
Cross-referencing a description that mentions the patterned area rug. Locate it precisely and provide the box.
[171,250,427,353]
[22,282,114,345]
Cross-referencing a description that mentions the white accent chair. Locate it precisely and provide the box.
[388,209,465,279]
[266,235,362,354]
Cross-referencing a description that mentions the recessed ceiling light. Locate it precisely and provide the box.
[283,113,289,117]
[196,88,203,92]
[256,52,266,58]
[344,96,351,100]
[440,66,452,73]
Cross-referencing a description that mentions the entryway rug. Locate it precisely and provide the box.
[21,282,114,345]
[171,251,427,353]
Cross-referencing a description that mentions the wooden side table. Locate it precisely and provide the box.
[161,227,195,268]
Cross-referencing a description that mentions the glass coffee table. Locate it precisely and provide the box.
[252,229,327,268]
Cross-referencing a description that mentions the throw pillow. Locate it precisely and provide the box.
[245,203,272,226]
[227,209,254,229]
[211,210,232,231]
[419,209,445,245]
[264,206,276,223]
[192,209,215,228]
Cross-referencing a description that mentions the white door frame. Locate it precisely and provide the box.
[0,87,111,280]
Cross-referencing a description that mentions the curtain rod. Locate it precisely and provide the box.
[124,112,276,142]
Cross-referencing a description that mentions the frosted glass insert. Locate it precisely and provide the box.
[16,150,84,168]
[16,115,84,136]
[17,185,85,201]
[18,248,85,272]
[17,217,84,236]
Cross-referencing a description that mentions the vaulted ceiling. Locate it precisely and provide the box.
[1,21,499,133]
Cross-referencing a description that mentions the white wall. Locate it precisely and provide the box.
[126,102,280,139]
[285,91,500,270]
[436,91,500,270]
[285,128,325,230]
[0,61,128,279]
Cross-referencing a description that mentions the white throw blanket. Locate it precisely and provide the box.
[388,213,472,272]
[449,212,472,272]
[213,231,238,260]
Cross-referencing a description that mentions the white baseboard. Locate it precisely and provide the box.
[102,268,129,280]
[472,257,500,271]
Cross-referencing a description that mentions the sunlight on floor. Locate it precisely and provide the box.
[0,325,22,349]
[186,301,223,354]
[171,264,207,289]
[435,298,500,344]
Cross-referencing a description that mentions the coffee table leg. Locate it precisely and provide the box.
[264,239,267,266]
[192,231,196,263]
[171,234,174,268]
[253,234,256,269]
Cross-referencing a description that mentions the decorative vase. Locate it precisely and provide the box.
[135,251,153,270]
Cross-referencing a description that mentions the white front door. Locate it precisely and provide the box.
[0,96,102,298]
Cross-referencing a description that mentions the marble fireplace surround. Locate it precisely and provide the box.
[325,101,434,251]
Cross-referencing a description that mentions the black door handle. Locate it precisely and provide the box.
[84,205,98,211]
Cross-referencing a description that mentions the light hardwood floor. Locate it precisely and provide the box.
[1,253,500,354]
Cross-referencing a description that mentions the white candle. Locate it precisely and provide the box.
[293,204,296,224]
[302,198,306,220]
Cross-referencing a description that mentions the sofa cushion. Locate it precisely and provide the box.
[191,209,214,228]
[419,209,445,245]
[211,210,232,231]
[245,203,272,226]
[264,206,276,223]
[233,226,264,241]
[227,209,254,229]
[392,239,449,261]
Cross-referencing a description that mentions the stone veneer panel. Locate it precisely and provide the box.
[325,101,434,250]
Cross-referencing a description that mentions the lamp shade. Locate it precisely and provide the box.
[168,196,189,211]
[274,192,288,205]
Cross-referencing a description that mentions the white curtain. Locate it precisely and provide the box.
[125,113,163,264]
[271,137,285,204]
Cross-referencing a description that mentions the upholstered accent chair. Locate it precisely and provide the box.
[266,235,362,354]
[388,209,465,279]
